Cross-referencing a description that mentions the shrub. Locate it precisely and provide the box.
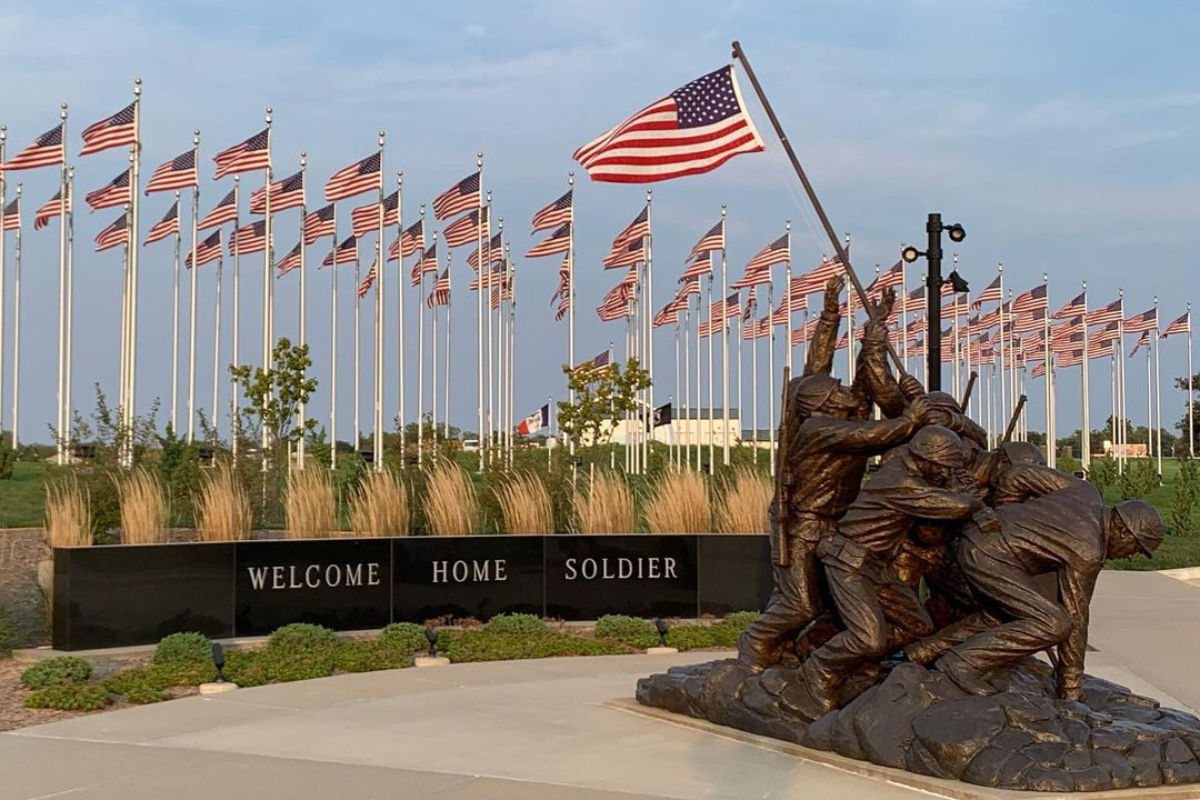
[644,468,711,534]
[1119,459,1159,500]
[103,668,170,704]
[717,468,771,533]
[423,463,479,535]
[333,640,409,673]
[0,441,15,480]
[286,467,337,538]
[593,615,658,649]
[154,632,212,666]
[349,469,410,537]
[379,622,429,654]
[24,682,110,711]
[0,604,13,657]
[722,611,759,631]
[267,622,339,652]
[196,461,252,541]
[222,650,270,687]
[1088,457,1117,494]
[441,630,630,663]
[45,474,92,548]
[21,656,92,689]
[483,613,547,635]
[117,468,168,544]
[495,472,554,534]
[262,623,339,682]
[1170,457,1200,536]
[573,471,635,534]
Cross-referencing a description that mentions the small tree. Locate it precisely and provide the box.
[230,337,318,451]
[556,357,652,453]
[1170,456,1200,536]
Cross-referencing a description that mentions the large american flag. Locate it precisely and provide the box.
[94,212,130,252]
[85,168,132,211]
[527,223,571,259]
[603,237,645,269]
[688,220,725,260]
[80,102,137,156]
[144,200,179,245]
[325,152,381,202]
[970,275,1003,310]
[1,124,65,171]
[1123,308,1158,334]
[412,242,437,286]
[2,198,19,232]
[187,230,223,268]
[1053,291,1086,320]
[303,203,336,244]
[213,129,270,179]
[680,252,712,282]
[443,206,489,248]
[231,220,267,255]
[1011,284,1048,314]
[145,149,198,194]
[351,190,399,237]
[197,189,238,230]
[277,242,302,276]
[433,171,480,220]
[390,218,424,262]
[1162,312,1190,339]
[250,170,304,214]
[34,189,69,231]
[1087,299,1123,327]
[574,65,764,183]
[531,189,573,231]
[322,235,358,267]
[467,232,503,269]
[427,269,450,308]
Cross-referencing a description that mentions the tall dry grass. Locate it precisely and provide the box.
[644,468,711,533]
[118,468,168,544]
[423,464,478,536]
[717,467,772,533]
[349,469,411,537]
[44,474,92,548]
[496,471,553,534]
[285,466,337,538]
[196,462,252,541]
[573,470,636,534]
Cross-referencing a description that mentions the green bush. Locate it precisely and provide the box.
[21,656,92,689]
[154,632,212,666]
[333,640,409,673]
[103,668,170,704]
[722,611,759,631]
[593,615,658,649]
[0,441,15,480]
[24,682,110,711]
[0,604,14,658]
[267,623,339,652]
[482,613,547,635]
[1088,458,1118,494]
[223,650,270,687]
[1119,459,1159,500]
[260,623,339,682]
[379,622,430,654]
[441,630,631,663]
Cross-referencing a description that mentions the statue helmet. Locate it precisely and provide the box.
[1114,499,1164,558]
[791,374,842,419]
[999,441,1047,467]
[926,391,963,413]
[908,425,965,469]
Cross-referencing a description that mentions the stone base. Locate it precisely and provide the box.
[198,681,239,695]
[414,656,451,668]
[636,657,1200,792]
[646,647,679,655]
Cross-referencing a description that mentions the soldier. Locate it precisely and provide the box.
[930,477,1163,701]
[736,278,929,674]
[796,426,997,715]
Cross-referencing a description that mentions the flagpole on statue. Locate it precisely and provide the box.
[10,183,21,448]
[188,131,200,444]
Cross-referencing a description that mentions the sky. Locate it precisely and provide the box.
[1,0,1199,445]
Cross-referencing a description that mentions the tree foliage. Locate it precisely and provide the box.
[555,357,652,451]
[230,338,318,449]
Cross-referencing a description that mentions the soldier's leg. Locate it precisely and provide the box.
[738,536,822,672]
[802,561,889,684]
[877,574,935,655]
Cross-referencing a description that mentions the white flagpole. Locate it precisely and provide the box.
[682,303,691,468]
[297,153,307,468]
[1081,281,1090,469]
[0,127,6,434]
[231,176,241,460]
[674,317,681,467]
[1155,296,1162,475]
[768,280,776,478]
[693,294,701,469]
[736,311,744,459]
[646,189,655,473]
[444,254,452,442]
[1119,288,1127,471]
[188,131,200,444]
[1042,273,1053,467]
[65,166,74,454]
[507,243,516,470]
[126,79,143,459]
[375,132,386,469]
[55,106,67,465]
[261,107,273,460]
[1189,303,1195,458]
[329,210,338,471]
[10,183,20,448]
[844,234,854,382]
[900,255,909,373]
[703,273,712,471]
[487,197,496,466]
[1145,330,1152,460]
[431,257,439,452]
[476,152,485,471]
[396,172,405,460]
[784,221,792,375]
[997,264,1006,420]
[212,254,223,434]
[354,248,361,451]
[567,172,576,462]
[497,232,507,467]
[417,214,428,467]
[169,190,181,432]
[752,311,758,465]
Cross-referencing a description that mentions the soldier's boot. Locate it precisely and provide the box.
[934,651,996,697]
[736,631,781,675]
[785,658,841,721]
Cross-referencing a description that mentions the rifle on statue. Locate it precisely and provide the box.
[1003,395,1027,444]
[961,371,978,410]
[774,366,792,567]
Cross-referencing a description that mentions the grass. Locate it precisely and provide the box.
[117,469,168,545]
[495,471,553,534]
[44,473,92,548]
[195,462,252,542]
[644,468,711,534]
[716,467,772,534]
[285,467,337,539]
[0,462,48,528]
[349,469,411,537]
[423,463,479,536]
[573,470,636,534]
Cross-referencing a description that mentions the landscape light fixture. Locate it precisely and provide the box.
[212,642,226,683]
[424,626,438,657]
[899,213,969,391]
[654,618,669,647]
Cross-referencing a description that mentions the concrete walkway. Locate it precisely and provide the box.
[2,570,1198,800]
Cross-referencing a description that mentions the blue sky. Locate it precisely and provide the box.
[1,0,1198,443]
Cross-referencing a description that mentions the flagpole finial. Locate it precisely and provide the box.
[476,152,483,168]
[15,183,20,196]
[1082,279,1087,291]
[134,77,142,96]
[0,125,6,141]
[193,129,200,146]
[646,188,652,202]
[379,131,385,148]
[175,189,180,200]
[234,174,240,185]
[721,204,727,215]
[60,103,68,119]
[265,108,273,126]
[785,218,791,232]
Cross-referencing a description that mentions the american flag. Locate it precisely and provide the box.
[412,242,437,286]
[250,170,305,214]
[1057,349,1084,369]
[730,265,771,290]
[467,232,503,269]
[679,277,701,298]
[783,277,809,313]
[325,152,381,202]
[443,205,489,248]
[603,237,645,269]
[940,294,967,317]
[1087,299,1123,327]
[1162,312,1190,339]
[609,208,649,251]
[527,223,571,259]
[1130,330,1152,357]
[597,283,633,321]
[745,317,771,341]
[213,129,270,179]
[303,203,336,244]
[653,299,681,328]
[970,275,1003,310]
[468,266,504,291]
[699,315,731,339]
[744,234,791,274]
[680,252,712,282]
[554,288,571,322]
[573,65,764,183]
[793,255,846,296]
[616,266,639,288]
[276,242,302,276]
[531,189,573,231]
[573,349,612,373]
[231,220,267,255]
[1,124,65,171]
[391,218,425,262]
[187,230,223,269]
[1052,331,1084,354]
[742,287,757,321]
[1030,362,1047,380]
[770,299,788,327]
[791,315,821,347]
[79,102,137,156]
[358,261,378,298]
[94,212,129,252]
[1011,309,1048,334]
[85,168,132,211]
[433,171,481,220]
[33,189,69,231]
[867,261,905,293]
[145,149,198,194]
[711,293,740,323]
[323,235,358,267]
[1,198,18,232]
[1053,291,1086,320]
[688,220,725,259]
[1089,338,1114,360]
[144,200,179,245]
[974,302,1001,330]
[197,189,238,230]
[1123,308,1158,334]
[427,268,450,308]
[1011,284,1048,314]
[351,190,399,237]
[1050,317,1082,342]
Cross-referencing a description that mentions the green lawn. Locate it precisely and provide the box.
[0,462,47,528]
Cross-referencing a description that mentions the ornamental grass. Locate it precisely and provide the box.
[716,467,772,533]
[423,463,478,536]
[349,468,411,537]
[44,474,92,548]
[117,468,168,544]
[285,466,337,539]
[644,467,711,534]
[495,471,553,534]
[195,461,252,542]
[573,470,636,534]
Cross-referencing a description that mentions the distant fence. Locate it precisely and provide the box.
[52,534,772,650]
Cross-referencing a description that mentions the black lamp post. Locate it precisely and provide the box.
[901,214,967,391]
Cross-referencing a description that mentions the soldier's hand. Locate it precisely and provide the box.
[973,507,1002,535]
[870,286,896,322]
[904,395,931,425]
[899,374,925,399]
[863,316,888,343]
[823,275,845,314]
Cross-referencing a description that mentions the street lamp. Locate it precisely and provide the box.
[901,213,968,391]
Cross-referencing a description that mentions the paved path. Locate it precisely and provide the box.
[2,571,1198,800]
